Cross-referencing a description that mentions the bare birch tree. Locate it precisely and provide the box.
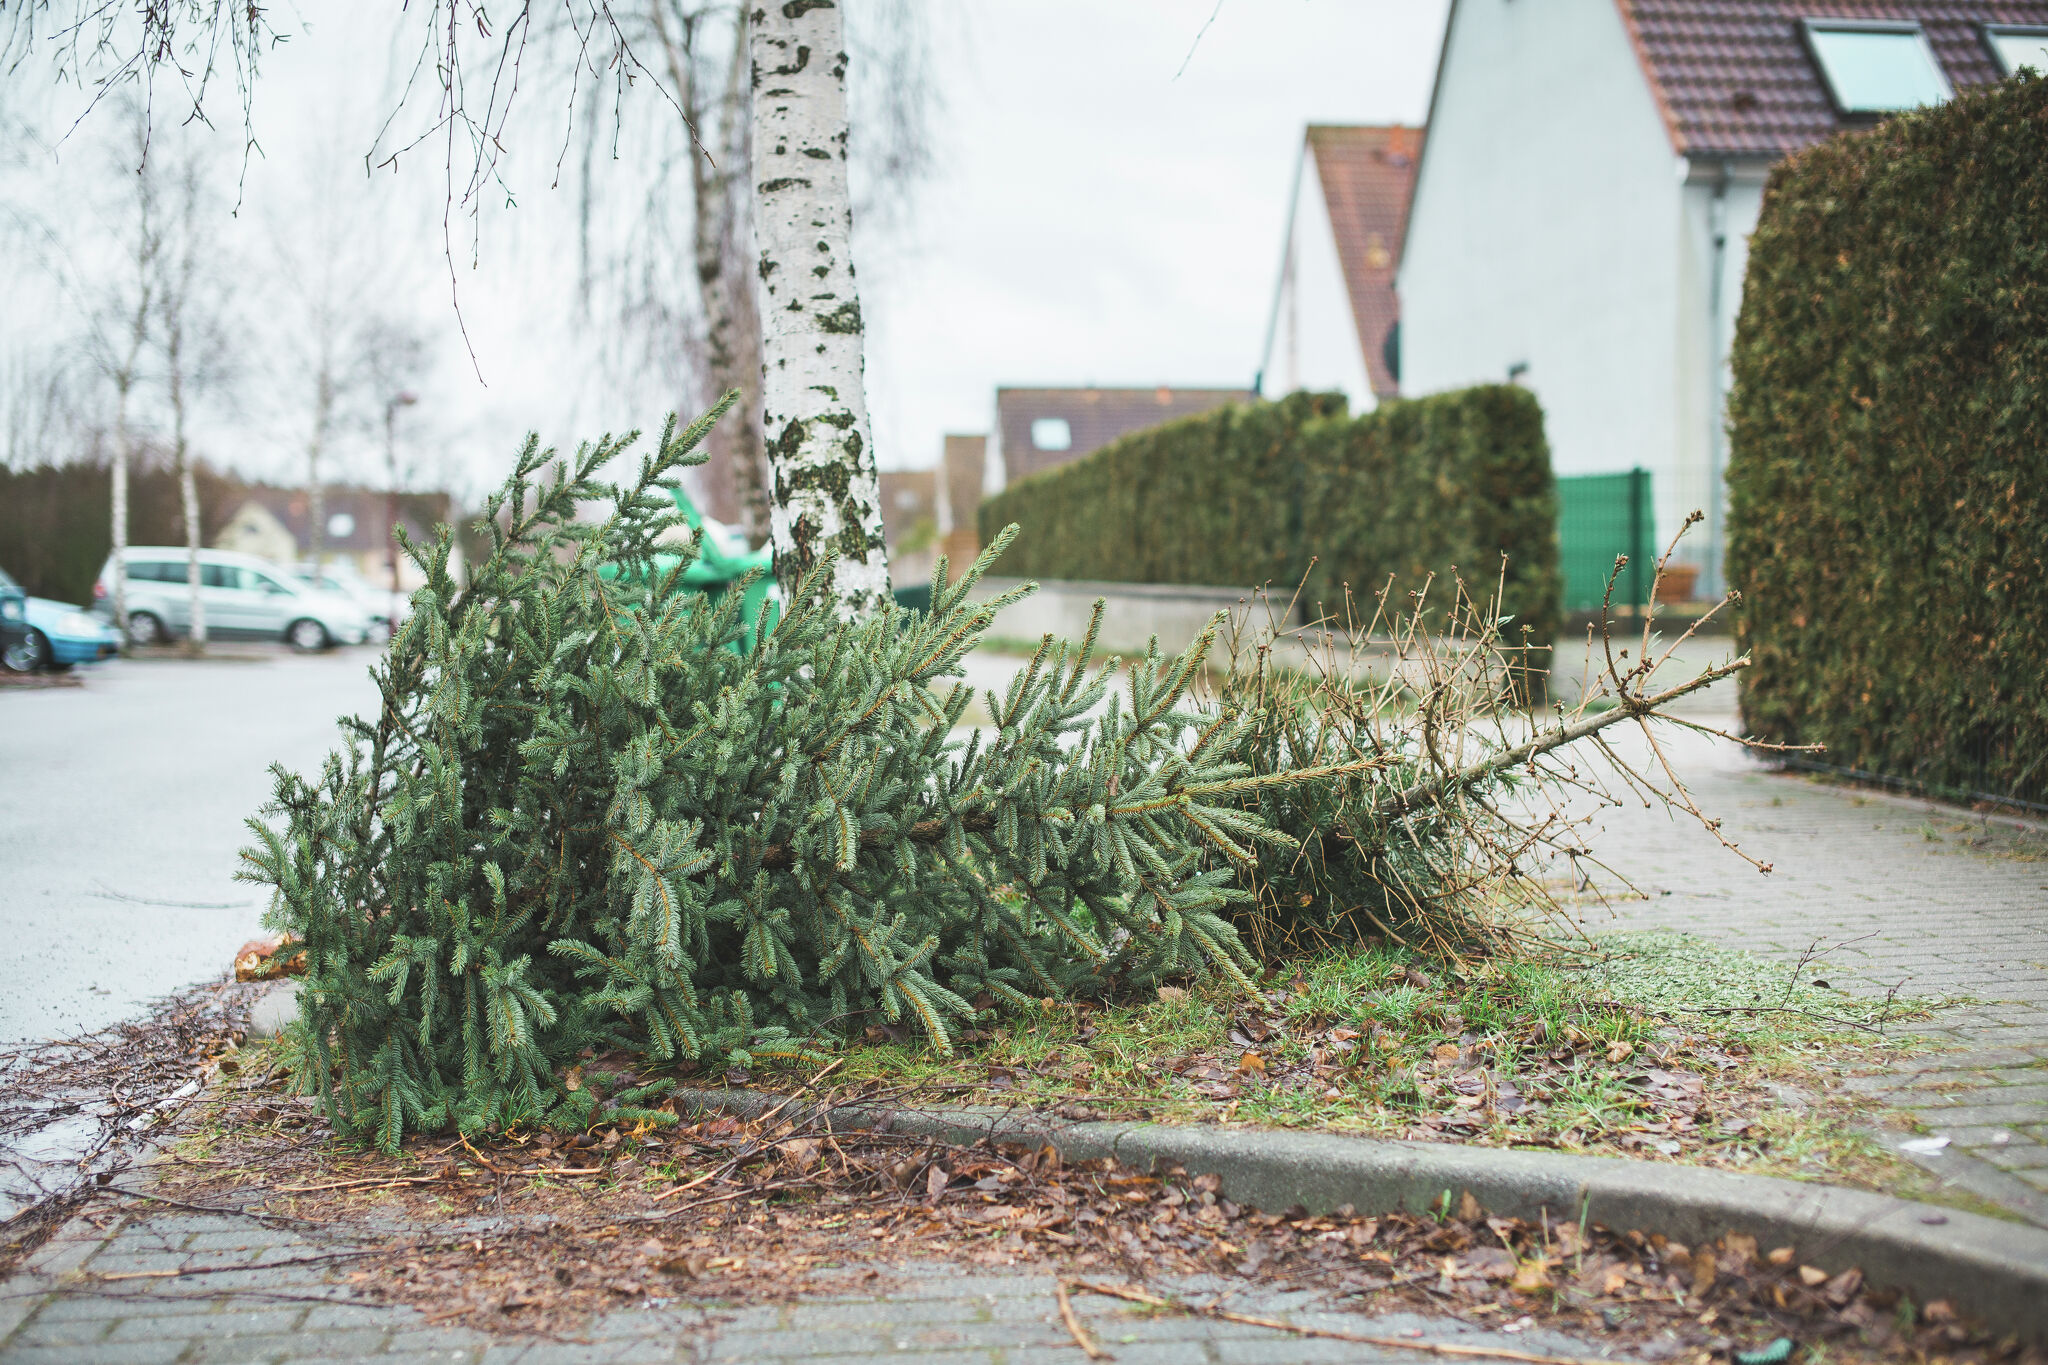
[104,141,161,643]
[750,0,889,615]
[154,155,228,653]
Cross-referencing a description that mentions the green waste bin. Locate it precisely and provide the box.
[1556,469,1653,612]
[599,487,780,653]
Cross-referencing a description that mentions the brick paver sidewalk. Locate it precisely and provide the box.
[1582,720,2048,1225]
[0,1206,1604,1364]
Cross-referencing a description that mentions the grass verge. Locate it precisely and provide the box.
[821,931,1971,1205]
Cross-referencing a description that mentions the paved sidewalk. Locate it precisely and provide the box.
[1583,722,2048,1225]
[0,1206,1607,1364]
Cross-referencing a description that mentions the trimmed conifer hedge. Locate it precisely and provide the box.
[1727,73,2048,807]
[979,387,1561,647]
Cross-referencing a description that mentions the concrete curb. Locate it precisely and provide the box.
[677,1087,2048,1345]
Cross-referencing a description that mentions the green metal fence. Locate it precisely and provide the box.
[1556,469,1653,612]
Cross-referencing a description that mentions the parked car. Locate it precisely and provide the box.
[93,548,372,650]
[0,567,32,673]
[289,560,408,642]
[9,596,123,671]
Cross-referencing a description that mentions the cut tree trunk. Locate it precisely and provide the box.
[749,0,890,616]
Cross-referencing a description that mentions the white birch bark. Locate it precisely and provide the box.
[749,0,890,616]
[159,191,206,653]
[165,300,206,651]
[108,162,160,649]
[110,342,141,645]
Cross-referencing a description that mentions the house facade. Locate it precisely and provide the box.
[213,484,460,591]
[1398,0,2048,592]
[1258,124,1421,410]
[992,387,1252,487]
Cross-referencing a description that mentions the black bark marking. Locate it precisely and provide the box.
[759,177,812,194]
[817,301,862,335]
[782,0,835,16]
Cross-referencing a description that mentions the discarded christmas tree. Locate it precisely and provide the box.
[244,398,1756,1150]
[241,397,1374,1148]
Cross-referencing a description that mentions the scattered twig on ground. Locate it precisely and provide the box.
[1067,1279,1643,1365]
[1056,1278,1110,1359]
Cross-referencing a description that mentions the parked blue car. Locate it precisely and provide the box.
[0,568,27,672]
[2,591,123,672]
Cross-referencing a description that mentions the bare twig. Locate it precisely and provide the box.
[1065,1280,1648,1365]
[1056,1278,1111,1359]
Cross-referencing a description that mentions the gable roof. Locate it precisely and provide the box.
[1615,0,2048,159]
[995,387,1252,484]
[1305,125,1422,400]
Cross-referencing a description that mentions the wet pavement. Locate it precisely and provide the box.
[0,647,380,1047]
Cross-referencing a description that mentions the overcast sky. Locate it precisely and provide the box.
[4,1,1448,504]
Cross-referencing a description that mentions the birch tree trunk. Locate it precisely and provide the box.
[158,248,204,654]
[307,365,333,569]
[109,167,158,651]
[110,366,136,646]
[749,0,890,615]
[165,302,206,652]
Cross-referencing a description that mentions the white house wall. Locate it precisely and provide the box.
[1275,151,1378,413]
[1399,0,1685,544]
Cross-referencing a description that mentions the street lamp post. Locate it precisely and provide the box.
[385,391,418,629]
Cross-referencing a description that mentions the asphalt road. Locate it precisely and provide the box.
[0,646,381,1047]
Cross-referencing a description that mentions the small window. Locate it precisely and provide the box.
[133,561,179,583]
[1986,26,2048,77]
[327,511,355,539]
[200,563,239,590]
[1030,417,1072,451]
[1804,22,1952,115]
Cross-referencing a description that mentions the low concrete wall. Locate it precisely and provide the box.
[967,576,1738,713]
[965,576,1281,660]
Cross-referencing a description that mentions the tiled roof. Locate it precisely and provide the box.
[1616,0,2048,158]
[995,388,1253,484]
[1305,125,1422,399]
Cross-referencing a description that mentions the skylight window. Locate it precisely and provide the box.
[1030,417,1072,451]
[1985,26,2048,77]
[1803,21,1952,114]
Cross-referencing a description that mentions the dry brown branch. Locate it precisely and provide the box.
[1056,1278,1111,1359]
[1215,516,1817,961]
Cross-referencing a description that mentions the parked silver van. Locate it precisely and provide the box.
[94,548,372,650]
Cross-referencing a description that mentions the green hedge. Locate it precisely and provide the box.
[0,458,241,605]
[980,387,1562,647]
[1727,73,2048,807]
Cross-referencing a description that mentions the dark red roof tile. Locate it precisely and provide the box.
[996,388,1252,483]
[1617,0,2048,157]
[1306,125,1423,399]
